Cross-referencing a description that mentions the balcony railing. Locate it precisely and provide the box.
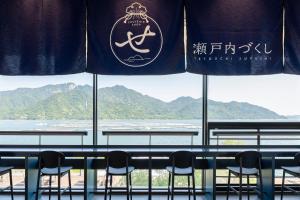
[208,121,300,145]
[102,130,199,146]
[0,131,88,146]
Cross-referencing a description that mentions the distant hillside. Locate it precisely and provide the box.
[0,83,285,120]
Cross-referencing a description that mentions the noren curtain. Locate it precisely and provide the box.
[284,0,300,74]
[185,0,284,75]
[87,0,185,75]
[0,0,86,75]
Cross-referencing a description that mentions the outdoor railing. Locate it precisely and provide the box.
[102,130,199,146]
[208,121,300,187]
[0,131,88,146]
[208,121,300,145]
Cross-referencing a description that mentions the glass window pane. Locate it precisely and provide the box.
[98,74,203,146]
[0,73,92,190]
[208,74,300,146]
[0,73,93,145]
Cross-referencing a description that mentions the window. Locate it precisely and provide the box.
[97,73,203,146]
[97,74,203,188]
[0,73,93,145]
[0,73,93,190]
[208,75,300,187]
[208,74,300,146]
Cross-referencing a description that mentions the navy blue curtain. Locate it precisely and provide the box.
[0,0,86,75]
[87,0,185,75]
[284,0,300,74]
[185,0,283,75]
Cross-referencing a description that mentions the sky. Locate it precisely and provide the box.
[0,73,300,116]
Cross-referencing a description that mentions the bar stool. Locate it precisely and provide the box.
[226,151,263,200]
[166,151,196,200]
[0,157,14,200]
[35,151,72,200]
[281,152,300,199]
[104,151,135,200]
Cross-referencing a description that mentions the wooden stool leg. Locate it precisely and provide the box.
[192,173,196,200]
[126,174,130,200]
[167,173,171,200]
[58,174,61,200]
[68,171,72,200]
[129,173,133,200]
[239,174,242,200]
[247,175,250,200]
[281,170,285,200]
[49,176,52,200]
[226,172,231,200]
[171,174,175,200]
[188,176,191,200]
[104,173,108,200]
[109,175,112,200]
[259,171,263,200]
[9,170,13,200]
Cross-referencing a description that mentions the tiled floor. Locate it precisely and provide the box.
[0,195,298,200]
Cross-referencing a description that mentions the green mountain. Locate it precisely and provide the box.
[0,83,285,120]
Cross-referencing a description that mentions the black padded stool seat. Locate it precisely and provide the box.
[227,167,259,176]
[226,151,263,200]
[281,153,300,199]
[108,166,135,175]
[35,151,72,200]
[166,166,193,175]
[0,167,13,175]
[41,166,73,176]
[104,150,135,200]
[166,151,196,200]
[0,163,14,200]
[282,166,300,176]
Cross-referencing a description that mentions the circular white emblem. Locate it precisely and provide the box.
[110,2,163,68]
